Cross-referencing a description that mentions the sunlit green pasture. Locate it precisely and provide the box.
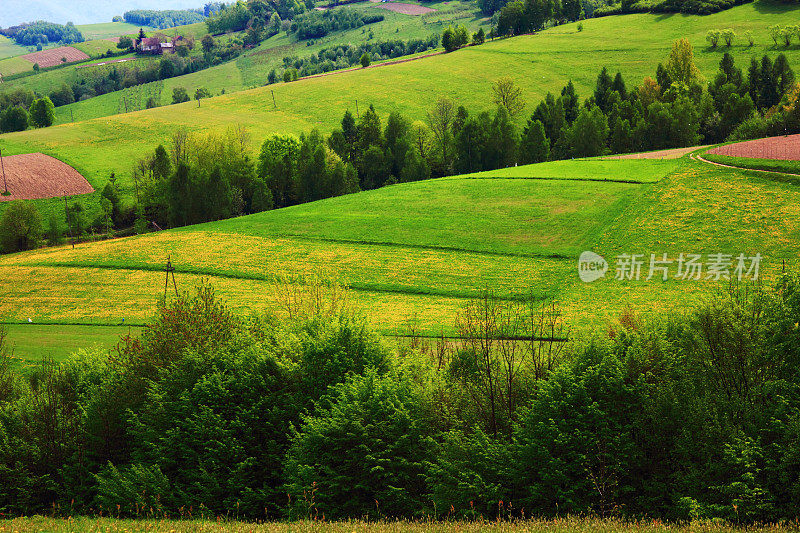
[4,324,135,368]
[0,36,28,61]
[75,21,145,40]
[44,0,481,126]
[461,158,686,183]
[1,156,797,363]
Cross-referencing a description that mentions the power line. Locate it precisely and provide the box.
[0,148,8,196]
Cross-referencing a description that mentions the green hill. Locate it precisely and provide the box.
[3,153,798,362]
[3,1,800,361]
[1,1,800,217]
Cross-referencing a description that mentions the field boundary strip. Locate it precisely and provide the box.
[225,233,573,260]
[0,322,570,342]
[15,261,558,302]
[692,153,800,179]
[457,175,648,184]
[0,320,146,327]
[298,50,445,81]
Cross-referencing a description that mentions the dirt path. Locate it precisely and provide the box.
[690,152,800,177]
[76,58,135,69]
[604,145,710,160]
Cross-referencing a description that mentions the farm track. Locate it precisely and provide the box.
[691,152,800,178]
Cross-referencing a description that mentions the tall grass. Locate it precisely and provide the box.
[3,517,800,533]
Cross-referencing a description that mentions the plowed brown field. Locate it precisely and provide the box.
[21,46,89,68]
[707,134,800,160]
[375,2,435,14]
[0,153,94,201]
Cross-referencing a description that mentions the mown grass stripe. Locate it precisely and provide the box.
[19,261,557,302]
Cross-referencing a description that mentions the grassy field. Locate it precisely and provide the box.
[0,36,29,61]
[42,0,481,126]
[23,0,800,129]
[5,324,135,368]
[460,158,683,182]
[75,21,145,40]
[1,1,799,221]
[2,3,800,359]
[1,154,797,360]
[1,517,797,533]
[702,152,800,176]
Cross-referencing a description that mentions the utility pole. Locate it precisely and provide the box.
[355,99,359,119]
[271,89,276,109]
[164,255,178,298]
[0,148,8,196]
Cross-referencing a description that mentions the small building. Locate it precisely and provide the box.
[137,37,162,54]
[137,38,175,55]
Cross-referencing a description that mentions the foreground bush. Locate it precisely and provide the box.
[2,277,800,521]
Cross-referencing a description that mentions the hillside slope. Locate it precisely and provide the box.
[2,154,798,364]
[1,2,799,211]
[0,0,205,27]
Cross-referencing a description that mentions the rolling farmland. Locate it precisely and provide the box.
[3,153,798,361]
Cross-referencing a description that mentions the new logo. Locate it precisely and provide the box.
[578,251,608,283]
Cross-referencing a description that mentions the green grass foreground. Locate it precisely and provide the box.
[2,517,798,533]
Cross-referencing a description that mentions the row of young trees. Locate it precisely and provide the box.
[0,175,125,254]
[269,35,440,81]
[495,0,583,36]
[289,8,383,40]
[2,272,800,522]
[91,40,800,235]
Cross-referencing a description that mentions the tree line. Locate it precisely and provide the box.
[494,0,582,36]
[289,8,384,40]
[206,0,312,35]
[269,35,440,81]
[0,92,55,133]
[5,38,800,250]
[0,21,84,46]
[123,9,207,29]
[2,271,800,522]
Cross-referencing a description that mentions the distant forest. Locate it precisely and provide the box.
[123,9,207,29]
[0,0,210,28]
[0,21,84,46]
